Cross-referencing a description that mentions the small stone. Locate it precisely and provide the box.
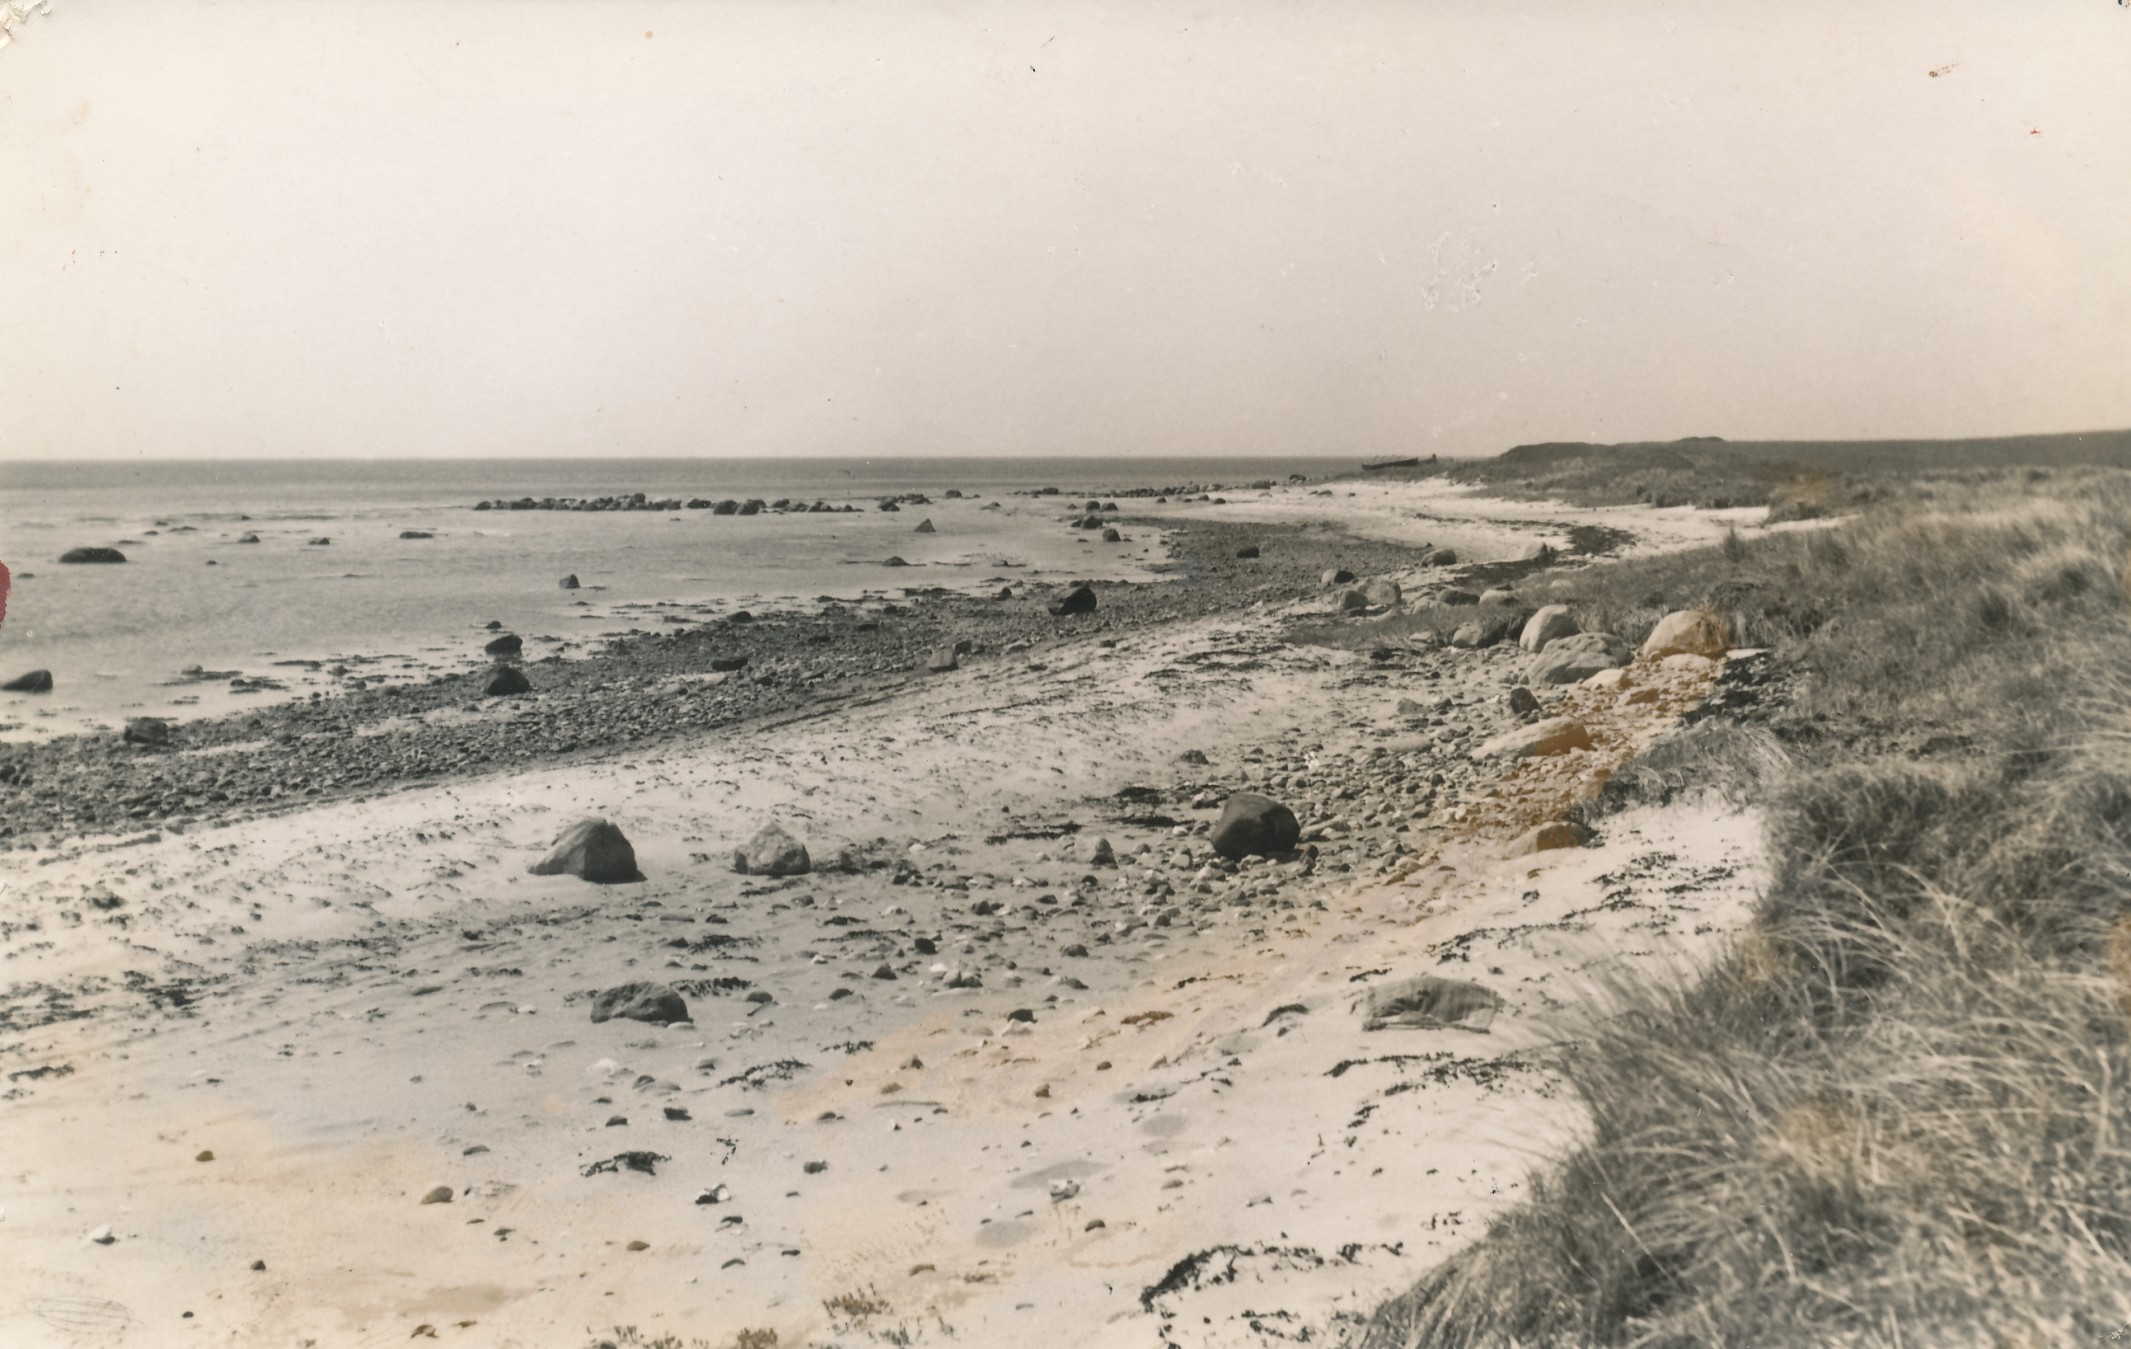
[419,1186,454,1205]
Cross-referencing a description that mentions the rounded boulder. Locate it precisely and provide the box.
[1519,605,1580,653]
[1640,609,1729,660]
[1209,792,1301,860]
[734,821,811,877]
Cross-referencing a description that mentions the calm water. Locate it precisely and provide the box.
[0,456,1347,737]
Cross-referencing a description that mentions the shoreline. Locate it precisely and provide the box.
[0,482,1777,1348]
[0,508,1602,851]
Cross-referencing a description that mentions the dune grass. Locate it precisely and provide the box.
[1357,474,2131,1346]
[1393,429,2131,514]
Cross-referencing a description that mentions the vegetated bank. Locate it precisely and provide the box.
[1356,426,2131,519]
[1357,462,2131,1345]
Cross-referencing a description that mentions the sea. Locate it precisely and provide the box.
[0,456,1353,740]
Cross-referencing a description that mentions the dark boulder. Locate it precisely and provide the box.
[484,634,523,657]
[1321,568,1356,587]
[589,981,689,1026]
[1101,527,1121,542]
[237,533,261,544]
[2,670,53,694]
[925,645,960,674]
[399,530,434,540]
[59,547,126,564]
[530,818,643,884]
[559,574,581,590]
[883,556,910,568]
[1050,584,1098,617]
[1234,545,1261,559]
[122,717,172,747]
[1424,547,1458,567]
[486,666,531,696]
[914,518,936,534]
[709,656,748,673]
[1210,792,1301,860]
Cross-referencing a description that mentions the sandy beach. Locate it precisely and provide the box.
[0,482,1774,1348]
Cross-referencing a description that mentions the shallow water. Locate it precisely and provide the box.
[0,456,1334,737]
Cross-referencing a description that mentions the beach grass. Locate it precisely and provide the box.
[1358,473,2131,1345]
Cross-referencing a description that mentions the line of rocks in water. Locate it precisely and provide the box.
[0,519,1450,847]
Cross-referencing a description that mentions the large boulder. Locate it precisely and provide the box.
[1234,545,1261,559]
[1209,792,1300,860]
[733,821,811,877]
[1337,588,1369,613]
[60,547,126,564]
[530,819,643,883]
[559,574,581,590]
[1531,632,1631,685]
[925,645,960,674]
[588,981,689,1026]
[1476,716,1593,760]
[1423,547,1457,567]
[1321,568,1356,587]
[1519,605,1579,653]
[1361,577,1402,608]
[2,669,53,694]
[122,717,171,747]
[914,518,936,534]
[1641,609,1729,660]
[485,666,532,696]
[484,634,523,658]
[1050,584,1097,616]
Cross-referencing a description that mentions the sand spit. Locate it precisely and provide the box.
[0,505,1773,1349]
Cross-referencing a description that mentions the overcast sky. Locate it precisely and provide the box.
[2,0,2126,461]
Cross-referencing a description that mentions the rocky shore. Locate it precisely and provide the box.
[0,517,1583,847]
[0,488,1777,1349]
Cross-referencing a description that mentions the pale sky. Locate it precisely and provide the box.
[2,0,2126,461]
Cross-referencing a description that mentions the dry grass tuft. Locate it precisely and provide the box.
[1356,474,2131,1347]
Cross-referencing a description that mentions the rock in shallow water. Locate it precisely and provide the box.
[484,634,523,658]
[530,818,643,883]
[59,547,126,564]
[2,669,53,693]
[122,717,172,747]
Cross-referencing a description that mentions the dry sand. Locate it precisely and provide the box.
[0,497,1773,1349]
